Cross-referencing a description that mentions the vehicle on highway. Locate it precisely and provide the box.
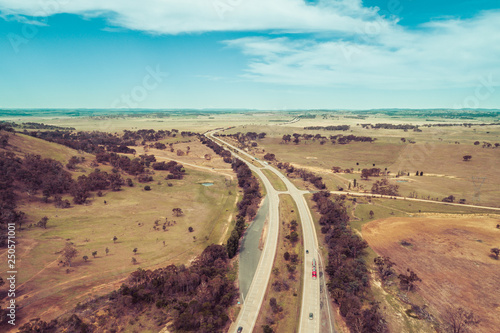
[237,327,243,333]
[309,313,313,320]
[306,249,309,254]
[312,270,317,279]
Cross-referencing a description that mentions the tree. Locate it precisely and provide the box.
[144,185,151,191]
[443,307,480,333]
[262,325,274,333]
[284,252,290,261]
[82,255,88,262]
[105,247,109,255]
[172,207,183,217]
[491,248,500,259]
[61,243,78,267]
[369,210,374,219]
[398,268,421,291]
[113,236,118,243]
[371,179,399,196]
[374,256,396,281]
[131,257,137,265]
[442,195,455,203]
[133,248,138,255]
[92,251,97,258]
[37,216,49,229]
[188,226,194,232]
[463,155,472,161]
[282,134,291,143]
[361,169,371,180]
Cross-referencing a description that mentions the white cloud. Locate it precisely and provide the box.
[0,0,387,34]
[1,0,498,92]
[224,10,500,90]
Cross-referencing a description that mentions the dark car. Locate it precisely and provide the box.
[237,327,243,333]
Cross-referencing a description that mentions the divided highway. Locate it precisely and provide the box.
[206,131,333,333]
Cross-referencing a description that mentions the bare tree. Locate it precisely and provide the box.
[443,307,480,333]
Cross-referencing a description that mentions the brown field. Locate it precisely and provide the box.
[362,216,500,333]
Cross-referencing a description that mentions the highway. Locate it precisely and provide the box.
[206,131,332,333]
[206,131,281,333]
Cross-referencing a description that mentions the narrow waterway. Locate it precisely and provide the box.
[238,195,269,300]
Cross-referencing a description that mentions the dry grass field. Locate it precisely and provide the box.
[0,133,239,329]
[4,132,96,166]
[362,216,500,333]
[237,124,500,207]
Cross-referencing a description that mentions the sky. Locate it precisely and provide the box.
[0,0,499,110]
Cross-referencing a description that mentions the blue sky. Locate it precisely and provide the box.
[0,0,499,110]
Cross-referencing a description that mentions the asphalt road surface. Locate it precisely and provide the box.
[207,131,334,333]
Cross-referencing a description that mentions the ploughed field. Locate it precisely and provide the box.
[362,216,500,333]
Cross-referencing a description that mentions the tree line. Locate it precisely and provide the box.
[28,128,198,155]
[303,125,350,131]
[312,191,387,332]
[0,120,75,131]
[200,137,262,258]
[276,162,326,189]
[360,123,422,132]
[18,245,237,333]
[281,133,375,145]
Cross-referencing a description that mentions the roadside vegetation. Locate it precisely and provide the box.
[254,194,303,333]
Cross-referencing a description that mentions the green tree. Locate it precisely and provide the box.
[37,216,49,229]
[92,251,97,258]
[82,255,88,262]
[105,247,109,255]
[131,257,137,265]
[133,248,138,255]
[62,243,78,267]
